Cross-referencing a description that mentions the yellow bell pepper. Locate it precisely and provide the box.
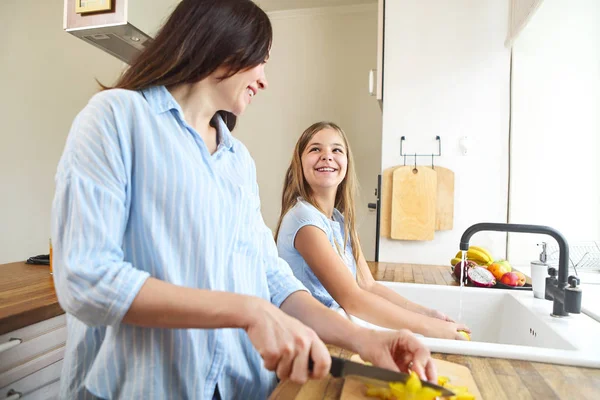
[364,371,476,400]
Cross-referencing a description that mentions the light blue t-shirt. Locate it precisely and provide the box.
[277,198,357,309]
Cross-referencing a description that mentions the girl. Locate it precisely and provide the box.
[276,121,470,340]
[51,2,437,399]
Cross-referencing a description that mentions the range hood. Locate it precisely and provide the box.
[505,0,545,47]
[63,0,181,64]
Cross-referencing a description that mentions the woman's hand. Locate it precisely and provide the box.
[244,298,331,384]
[355,328,437,382]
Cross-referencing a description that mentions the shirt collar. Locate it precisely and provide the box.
[141,85,235,153]
[141,85,180,114]
[213,113,235,153]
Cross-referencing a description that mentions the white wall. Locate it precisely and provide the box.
[379,0,511,265]
[0,0,123,264]
[237,5,382,259]
[508,0,600,266]
[0,1,380,264]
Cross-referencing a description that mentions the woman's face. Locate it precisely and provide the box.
[301,128,348,194]
[215,62,269,116]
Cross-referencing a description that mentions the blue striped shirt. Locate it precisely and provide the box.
[51,86,307,399]
[276,199,357,309]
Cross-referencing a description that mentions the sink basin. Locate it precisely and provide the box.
[345,282,600,368]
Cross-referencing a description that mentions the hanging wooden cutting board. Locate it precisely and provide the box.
[390,166,437,241]
[380,166,400,238]
[433,166,455,231]
[340,356,482,399]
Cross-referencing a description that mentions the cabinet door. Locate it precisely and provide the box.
[0,315,66,389]
[368,0,384,104]
[0,359,63,400]
[375,0,384,101]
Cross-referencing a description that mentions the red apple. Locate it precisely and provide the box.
[500,272,519,286]
[513,271,526,287]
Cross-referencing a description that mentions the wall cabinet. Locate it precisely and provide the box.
[369,0,384,106]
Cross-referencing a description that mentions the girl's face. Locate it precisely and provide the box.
[215,62,269,116]
[301,128,348,194]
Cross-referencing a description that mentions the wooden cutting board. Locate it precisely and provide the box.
[380,166,400,238]
[433,166,454,231]
[381,166,454,236]
[340,355,482,399]
[390,166,437,241]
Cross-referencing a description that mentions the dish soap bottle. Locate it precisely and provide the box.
[530,242,548,299]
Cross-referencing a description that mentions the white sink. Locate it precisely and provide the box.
[345,282,600,368]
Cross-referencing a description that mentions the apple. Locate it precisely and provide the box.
[513,271,526,287]
[500,272,519,286]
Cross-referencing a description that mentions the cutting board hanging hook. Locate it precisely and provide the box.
[413,153,418,173]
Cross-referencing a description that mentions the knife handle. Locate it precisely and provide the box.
[308,356,344,378]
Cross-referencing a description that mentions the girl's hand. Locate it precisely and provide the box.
[427,309,455,322]
[427,320,471,340]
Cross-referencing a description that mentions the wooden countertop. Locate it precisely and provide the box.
[270,262,600,400]
[2,260,599,398]
[0,261,63,334]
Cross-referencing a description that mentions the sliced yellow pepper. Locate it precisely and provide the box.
[437,376,450,386]
[364,370,476,400]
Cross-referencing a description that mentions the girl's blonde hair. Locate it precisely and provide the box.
[275,121,360,263]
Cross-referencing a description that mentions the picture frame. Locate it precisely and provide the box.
[75,0,112,14]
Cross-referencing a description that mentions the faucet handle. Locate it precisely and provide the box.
[568,275,580,288]
[547,267,558,278]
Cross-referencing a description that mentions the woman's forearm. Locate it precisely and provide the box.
[280,291,365,354]
[123,277,257,329]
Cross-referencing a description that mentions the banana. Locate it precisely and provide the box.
[469,246,493,262]
[450,257,462,266]
[453,247,493,265]
[466,248,492,265]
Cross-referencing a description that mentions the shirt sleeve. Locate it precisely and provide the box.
[245,159,308,308]
[51,95,150,327]
[279,200,331,253]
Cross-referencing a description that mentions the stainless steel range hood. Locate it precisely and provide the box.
[63,0,181,64]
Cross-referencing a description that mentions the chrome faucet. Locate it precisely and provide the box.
[460,223,582,317]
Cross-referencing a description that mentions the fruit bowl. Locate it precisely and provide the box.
[449,268,532,290]
[493,280,532,291]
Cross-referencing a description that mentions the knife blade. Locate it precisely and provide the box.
[326,356,455,397]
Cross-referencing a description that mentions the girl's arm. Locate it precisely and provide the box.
[355,246,454,322]
[294,226,468,340]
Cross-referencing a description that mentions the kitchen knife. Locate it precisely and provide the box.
[311,356,455,397]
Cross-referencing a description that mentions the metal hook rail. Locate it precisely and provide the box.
[400,136,442,168]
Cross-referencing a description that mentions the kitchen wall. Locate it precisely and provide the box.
[0,2,381,263]
[0,0,123,264]
[237,5,382,259]
[379,0,511,265]
[508,0,600,266]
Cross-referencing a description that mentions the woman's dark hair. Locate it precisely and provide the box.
[102,0,272,131]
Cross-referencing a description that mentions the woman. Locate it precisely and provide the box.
[276,121,471,340]
[52,1,437,399]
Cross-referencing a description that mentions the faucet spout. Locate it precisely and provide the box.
[460,222,580,317]
[460,223,569,284]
